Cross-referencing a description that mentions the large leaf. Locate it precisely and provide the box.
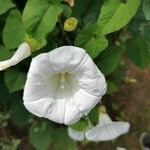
[0,0,15,15]
[23,0,63,47]
[75,25,108,58]
[126,35,150,69]
[29,122,52,150]
[53,127,76,150]
[0,45,13,60]
[11,102,31,127]
[3,9,26,49]
[5,68,26,93]
[95,46,122,75]
[143,0,150,20]
[97,0,140,35]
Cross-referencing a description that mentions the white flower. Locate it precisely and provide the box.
[85,113,130,141]
[0,42,31,71]
[68,113,130,141]
[23,46,107,125]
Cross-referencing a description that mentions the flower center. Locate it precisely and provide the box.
[59,72,69,90]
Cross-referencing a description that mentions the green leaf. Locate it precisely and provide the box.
[70,119,88,131]
[3,9,26,49]
[5,68,26,93]
[53,127,76,150]
[29,122,52,150]
[0,45,13,60]
[84,36,108,58]
[95,46,122,75]
[23,0,63,48]
[143,0,150,20]
[107,81,119,94]
[126,35,150,69]
[11,102,31,126]
[63,4,72,18]
[97,0,140,35]
[75,25,108,58]
[88,106,99,125]
[0,0,15,15]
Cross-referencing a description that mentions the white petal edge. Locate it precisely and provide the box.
[0,42,31,71]
[68,127,85,141]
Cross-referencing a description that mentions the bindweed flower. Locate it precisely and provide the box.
[68,112,130,141]
[0,42,31,71]
[23,46,107,125]
[64,17,78,32]
[85,113,130,141]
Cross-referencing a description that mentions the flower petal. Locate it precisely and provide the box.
[85,122,130,141]
[68,127,85,141]
[45,99,82,125]
[0,42,31,71]
[98,113,112,125]
[47,46,86,73]
[24,98,54,117]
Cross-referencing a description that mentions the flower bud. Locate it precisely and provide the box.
[64,17,78,32]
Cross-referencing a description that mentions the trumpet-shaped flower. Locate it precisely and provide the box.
[0,42,31,71]
[68,113,130,141]
[85,113,130,141]
[23,46,107,125]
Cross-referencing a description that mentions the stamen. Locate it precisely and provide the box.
[60,73,66,90]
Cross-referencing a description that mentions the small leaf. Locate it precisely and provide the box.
[75,25,108,58]
[5,68,26,93]
[29,122,52,150]
[63,4,72,18]
[98,0,140,35]
[84,36,108,58]
[88,106,99,125]
[95,46,122,75]
[3,9,26,49]
[126,35,150,69]
[143,0,150,20]
[0,0,15,15]
[70,119,88,131]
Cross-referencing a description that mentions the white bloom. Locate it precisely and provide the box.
[85,113,130,141]
[68,113,130,141]
[68,127,84,141]
[23,46,107,125]
[0,42,31,71]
